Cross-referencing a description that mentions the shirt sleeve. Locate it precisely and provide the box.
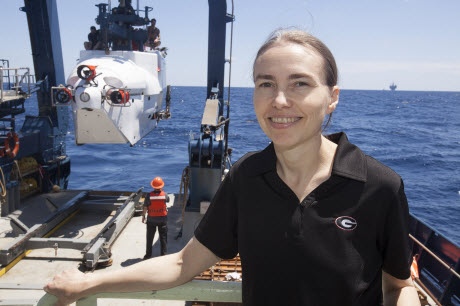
[143,192,150,207]
[194,174,238,259]
[382,179,411,279]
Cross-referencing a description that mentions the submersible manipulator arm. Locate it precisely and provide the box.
[187,0,235,212]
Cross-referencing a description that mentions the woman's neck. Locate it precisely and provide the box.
[274,134,338,201]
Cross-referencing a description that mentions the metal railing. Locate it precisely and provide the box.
[409,215,460,305]
[0,67,32,103]
[37,280,242,305]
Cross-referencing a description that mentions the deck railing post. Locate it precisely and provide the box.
[0,67,3,101]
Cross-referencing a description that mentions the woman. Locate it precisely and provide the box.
[45,29,420,305]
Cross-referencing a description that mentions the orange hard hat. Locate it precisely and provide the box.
[151,177,164,189]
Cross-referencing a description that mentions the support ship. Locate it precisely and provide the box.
[0,1,458,305]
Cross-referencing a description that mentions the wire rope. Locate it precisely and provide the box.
[223,0,234,170]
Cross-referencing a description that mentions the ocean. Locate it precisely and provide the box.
[21,87,460,246]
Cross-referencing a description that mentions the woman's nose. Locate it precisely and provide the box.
[272,90,291,108]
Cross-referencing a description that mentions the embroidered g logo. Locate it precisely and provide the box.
[335,216,357,231]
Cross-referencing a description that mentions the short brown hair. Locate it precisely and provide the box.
[253,29,338,88]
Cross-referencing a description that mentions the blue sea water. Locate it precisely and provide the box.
[20,87,460,245]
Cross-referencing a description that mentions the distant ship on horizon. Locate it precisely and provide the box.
[390,82,397,91]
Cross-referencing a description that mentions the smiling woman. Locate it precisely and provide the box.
[45,29,421,306]
[195,29,422,305]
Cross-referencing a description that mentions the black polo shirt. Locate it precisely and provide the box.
[195,132,411,306]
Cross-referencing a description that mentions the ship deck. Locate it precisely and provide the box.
[0,189,195,305]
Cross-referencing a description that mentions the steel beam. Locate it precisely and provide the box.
[207,0,233,104]
[80,202,123,210]
[25,237,91,250]
[84,238,106,269]
[8,215,29,234]
[83,188,143,268]
[22,0,66,127]
[0,191,89,265]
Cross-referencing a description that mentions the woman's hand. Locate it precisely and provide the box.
[44,268,90,306]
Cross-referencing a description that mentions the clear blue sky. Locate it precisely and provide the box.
[1,0,459,91]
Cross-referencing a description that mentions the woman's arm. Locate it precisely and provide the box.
[382,271,421,306]
[44,237,219,306]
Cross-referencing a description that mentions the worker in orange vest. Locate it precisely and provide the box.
[142,177,169,259]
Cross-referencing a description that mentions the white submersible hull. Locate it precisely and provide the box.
[66,50,167,145]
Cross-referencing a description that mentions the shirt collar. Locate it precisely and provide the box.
[243,132,367,182]
[326,132,367,182]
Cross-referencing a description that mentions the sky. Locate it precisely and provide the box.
[1,0,459,91]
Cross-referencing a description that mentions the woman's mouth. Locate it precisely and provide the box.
[269,117,301,124]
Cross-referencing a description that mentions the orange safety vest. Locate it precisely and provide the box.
[410,256,419,279]
[148,190,167,217]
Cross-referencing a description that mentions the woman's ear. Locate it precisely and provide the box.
[327,86,339,114]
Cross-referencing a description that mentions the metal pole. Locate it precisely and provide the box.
[414,278,442,306]
[0,59,11,89]
[0,67,3,101]
[27,68,30,95]
[15,68,19,95]
[224,0,234,169]
[409,234,460,279]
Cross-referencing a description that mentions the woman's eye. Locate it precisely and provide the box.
[259,82,273,88]
[294,81,308,87]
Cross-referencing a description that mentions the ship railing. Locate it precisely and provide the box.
[37,280,242,306]
[0,67,32,103]
[409,215,460,305]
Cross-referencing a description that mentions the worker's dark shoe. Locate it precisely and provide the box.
[143,254,151,260]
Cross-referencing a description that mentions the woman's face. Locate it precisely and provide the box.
[253,43,339,149]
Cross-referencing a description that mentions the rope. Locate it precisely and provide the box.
[0,166,6,198]
[223,0,235,170]
[175,166,190,239]
[13,160,23,181]
[179,167,190,219]
[0,166,6,216]
[57,159,60,186]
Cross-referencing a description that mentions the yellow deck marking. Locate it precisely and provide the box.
[0,208,81,277]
